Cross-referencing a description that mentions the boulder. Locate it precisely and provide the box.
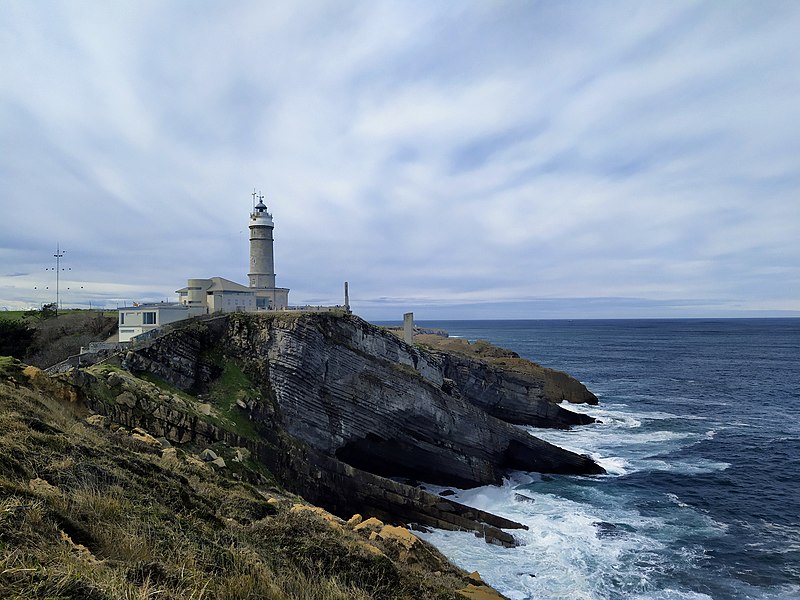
[29,477,61,496]
[346,514,363,528]
[131,427,161,447]
[290,504,343,530]
[199,448,218,462]
[232,447,250,462]
[353,517,384,535]
[85,414,108,428]
[374,525,422,563]
[115,391,137,408]
[106,372,125,388]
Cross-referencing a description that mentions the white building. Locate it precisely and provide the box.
[118,303,192,342]
[119,194,292,342]
[175,276,289,313]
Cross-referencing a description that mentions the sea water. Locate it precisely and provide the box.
[386,319,800,599]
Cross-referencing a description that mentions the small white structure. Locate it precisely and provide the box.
[118,303,193,342]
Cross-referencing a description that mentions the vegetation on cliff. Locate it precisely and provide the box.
[0,356,505,599]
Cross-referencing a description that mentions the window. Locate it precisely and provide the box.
[143,312,156,325]
[120,313,125,325]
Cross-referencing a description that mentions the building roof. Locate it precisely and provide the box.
[208,277,252,292]
[175,277,253,295]
[119,302,187,311]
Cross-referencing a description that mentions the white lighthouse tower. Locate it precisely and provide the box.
[248,192,276,289]
[247,191,290,310]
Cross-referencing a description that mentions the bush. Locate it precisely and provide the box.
[24,311,117,368]
[0,320,35,358]
[24,302,58,321]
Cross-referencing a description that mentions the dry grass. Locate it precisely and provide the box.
[0,360,482,600]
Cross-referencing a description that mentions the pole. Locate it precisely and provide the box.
[54,244,65,317]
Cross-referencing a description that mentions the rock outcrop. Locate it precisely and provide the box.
[415,334,598,407]
[434,352,595,428]
[118,313,604,488]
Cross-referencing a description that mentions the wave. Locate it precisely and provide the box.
[418,475,728,600]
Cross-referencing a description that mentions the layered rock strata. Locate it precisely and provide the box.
[218,313,603,486]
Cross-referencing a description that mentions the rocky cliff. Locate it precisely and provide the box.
[56,312,603,546]
[217,313,602,486]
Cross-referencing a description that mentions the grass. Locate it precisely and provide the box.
[202,353,262,440]
[0,310,27,321]
[0,356,23,380]
[0,308,112,321]
[0,367,484,600]
[135,371,197,405]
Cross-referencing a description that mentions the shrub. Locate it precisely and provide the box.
[0,320,35,358]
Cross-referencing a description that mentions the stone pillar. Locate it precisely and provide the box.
[344,281,350,312]
[403,312,414,345]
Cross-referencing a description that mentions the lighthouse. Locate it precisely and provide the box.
[175,191,290,314]
[248,193,276,289]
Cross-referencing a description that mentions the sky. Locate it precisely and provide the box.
[1,1,799,320]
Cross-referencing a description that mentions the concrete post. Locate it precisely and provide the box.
[403,312,414,345]
[344,281,350,312]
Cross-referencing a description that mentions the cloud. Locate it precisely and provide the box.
[1,1,798,318]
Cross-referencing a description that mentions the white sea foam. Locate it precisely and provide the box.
[526,398,726,479]
[419,400,740,598]
[421,396,752,598]
[666,493,691,509]
[418,476,720,600]
[593,454,629,475]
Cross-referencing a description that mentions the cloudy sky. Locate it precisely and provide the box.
[1,1,798,320]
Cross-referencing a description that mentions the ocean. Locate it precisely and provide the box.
[382,319,800,599]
